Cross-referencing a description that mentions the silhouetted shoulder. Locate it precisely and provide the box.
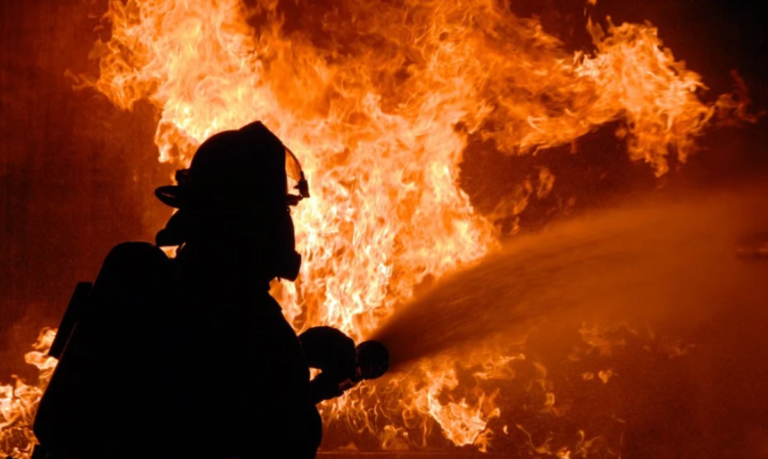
[93,242,170,296]
[100,241,169,274]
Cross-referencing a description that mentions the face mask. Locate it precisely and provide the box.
[271,208,302,282]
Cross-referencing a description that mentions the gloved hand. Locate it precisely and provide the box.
[299,326,356,380]
[308,372,348,404]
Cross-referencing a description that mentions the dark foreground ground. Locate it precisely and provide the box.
[318,454,498,458]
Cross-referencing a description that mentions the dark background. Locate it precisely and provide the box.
[1,0,767,456]
[0,0,176,376]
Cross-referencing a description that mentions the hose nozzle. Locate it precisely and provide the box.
[355,340,389,381]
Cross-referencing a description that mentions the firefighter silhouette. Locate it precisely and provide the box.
[33,121,321,458]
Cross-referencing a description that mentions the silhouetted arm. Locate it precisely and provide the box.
[298,326,357,403]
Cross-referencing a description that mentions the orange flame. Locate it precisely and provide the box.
[1,0,750,455]
[1,329,57,458]
[86,0,734,328]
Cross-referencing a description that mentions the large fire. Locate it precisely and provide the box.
[0,0,756,457]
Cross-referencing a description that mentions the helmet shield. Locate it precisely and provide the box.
[285,147,310,206]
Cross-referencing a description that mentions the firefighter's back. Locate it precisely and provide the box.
[34,241,172,459]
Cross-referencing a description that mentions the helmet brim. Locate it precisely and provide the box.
[154,185,185,209]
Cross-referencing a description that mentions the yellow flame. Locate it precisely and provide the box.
[1,0,748,454]
[83,0,742,448]
[1,329,57,458]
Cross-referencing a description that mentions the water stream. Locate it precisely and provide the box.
[373,187,768,370]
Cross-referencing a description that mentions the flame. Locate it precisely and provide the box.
[1,0,751,455]
[1,329,57,458]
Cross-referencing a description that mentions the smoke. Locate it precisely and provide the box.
[372,185,768,371]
